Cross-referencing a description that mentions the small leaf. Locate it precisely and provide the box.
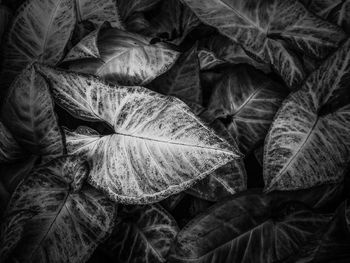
[0,156,116,263]
[148,43,202,106]
[208,65,288,153]
[35,64,241,204]
[182,0,346,88]
[168,192,330,263]
[0,0,76,89]
[264,39,350,192]
[0,121,24,163]
[102,204,179,263]
[75,0,124,28]
[64,27,180,86]
[1,66,64,161]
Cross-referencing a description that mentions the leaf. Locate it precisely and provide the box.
[0,0,76,89]
[0,5,11,43]
[182,0,346,88]
[302,0,350,34]
[148,0,201,44]
[0,121,24,163]
[34,64,242,204]
[168,192,331,263]
[198,34,271,73]
[102,204,179,263]
[63,27,180,86]
[1,66,65,161]
[0,180,10,216]
[208,65,288,153]
[161,193,186,211]
[75,0,124,28]
[0,156,116,263]
[148,43,202,106]
[264,39,350,192]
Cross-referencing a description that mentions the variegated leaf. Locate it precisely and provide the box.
[0,5,11,43]
[198,34,270,73]
[1,67,64,160]
[102,204,179,263]
[148,43,202,106]
[0,0,76,89]
[302,0,350,34]
[208,65,288,153]
[75,0,123,28]
[264,39,350,192]
[0,156,116,263]
[34,64,241,204]
[0,121,24,163]
[64,27,180,86]
[168,193,331,263]
[182,0,346,88]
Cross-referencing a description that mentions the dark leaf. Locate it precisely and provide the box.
[0,5,11,44]
[0,121,24,163]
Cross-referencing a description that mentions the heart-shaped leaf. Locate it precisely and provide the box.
[1,66,65,161]
[102,204,178,263]
[198,34,271,73]
[302,0,350,34]
[63,27,180,86]
[0,0,76,90]
[0,121,24,163]
[264,39,350,192]
[182,0,346,88]
[75,0,123,28]
[148,43,202,106]
[168,192,330,263]
[34,64,241,204]
[0,5,11,43]
[0,156,116,263]
[208,65,288,153]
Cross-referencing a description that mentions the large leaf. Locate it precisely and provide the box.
[264,39,350,192]
[0,156,116,263]
[102,204,178,263]
[1,66,64,160]
[0,121,24,163]
[208,65,288,153]
[302,0,350,34]
[34,64,241,204]
[168,192,330,263]
[0,0,76,89]
[198,34,270,73]
[148,43,202,106]
[75,0,123,28]
[182,0,346,88]
[63,27,180,86]
[0,5,11,44]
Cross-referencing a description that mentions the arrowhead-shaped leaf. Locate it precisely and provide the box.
[63,26,179,86]
[264,39,350,192]
[0,0,76,89]
[34,64,241,204]
[102,204,179,263]
[208,65,288,153]
[75,0,124,28]
[169,192,330,263]
[0,121,24,163]
[182,0,346,88]
[1,66,64,161]
[0,156,116,263]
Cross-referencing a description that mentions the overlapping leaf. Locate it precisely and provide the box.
[34,64,241,204]
[102,204,178,263]
[1,66,64,160]
[0,121,24,163]
[148,43,202,106]
[0,0,76,89]
[208,65,288,153]
[182,0,346,88]
[264,39,350,192]
[63,27,180,86]
[169,193,330,263]
[302,0,350,34]
[75,0,123,28]
[0,156,116,263]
